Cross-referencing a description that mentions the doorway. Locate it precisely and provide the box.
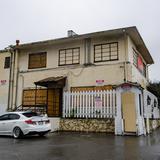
[47,88,62,117]
[121,92,137,133]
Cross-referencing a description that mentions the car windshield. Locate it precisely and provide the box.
[22,112,38,118]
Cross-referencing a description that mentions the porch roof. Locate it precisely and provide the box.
[34,76,66,88]
[115,82,143,90]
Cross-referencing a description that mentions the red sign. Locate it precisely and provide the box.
[0,80,7,85]
[96,80,104,86]
[138,56,144,72]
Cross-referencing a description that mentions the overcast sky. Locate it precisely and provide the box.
[0,0,159,81]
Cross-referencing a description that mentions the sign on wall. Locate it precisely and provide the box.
[0,80,7,85]
[138,56,144,72]
[96,80,104,86]
[95,96,102,110]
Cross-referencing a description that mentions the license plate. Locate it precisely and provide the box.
[38,122,43,125]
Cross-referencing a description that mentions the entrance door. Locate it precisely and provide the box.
[47,89,62,117]
[122,92,137,133]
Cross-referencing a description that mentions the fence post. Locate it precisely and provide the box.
[63,92,66,118]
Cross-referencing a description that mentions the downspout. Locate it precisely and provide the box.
[12,48,19,110]
[146,64,152,134]
[123,29,128,82]
[7,48,13,111]
[7,46,16,111]
[10,49,16,110]
[146,64,151,83]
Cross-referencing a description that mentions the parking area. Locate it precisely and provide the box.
[0,129,160,160]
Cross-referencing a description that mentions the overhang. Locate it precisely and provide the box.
[34,76,66,88]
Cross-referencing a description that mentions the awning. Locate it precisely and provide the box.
[115,82,143,90]
[34,76,66,88]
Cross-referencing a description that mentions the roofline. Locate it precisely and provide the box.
[15,26,154,64]
[15,26,134,48]
[126,27,154,64]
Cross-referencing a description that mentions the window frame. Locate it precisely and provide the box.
[133,48,138,67]
[94,42,119,63]
[4,56,11,69]
[58,47,80,66]
[28,52,47,69]
[132,48,147,77]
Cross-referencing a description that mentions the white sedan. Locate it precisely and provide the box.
[0,111,51,138]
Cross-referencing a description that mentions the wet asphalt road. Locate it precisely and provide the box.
[0,129,160,160]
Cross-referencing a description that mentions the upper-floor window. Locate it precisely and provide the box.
[4,57,10,69]
[59,47,80,66]
[133,48,146,77]
[133,49,138,67]
[28,52,47,69]
[94,42,118,62]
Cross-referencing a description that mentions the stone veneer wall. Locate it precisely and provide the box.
[59,118,115,133]
[149,119,160,131]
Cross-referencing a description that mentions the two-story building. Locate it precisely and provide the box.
[1,26,159,135]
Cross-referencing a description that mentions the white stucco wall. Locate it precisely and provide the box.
[115,86,146,136]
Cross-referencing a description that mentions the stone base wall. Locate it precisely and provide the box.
[149,119,160,131]
[59,118,115,133]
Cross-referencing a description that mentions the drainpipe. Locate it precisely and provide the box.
[8,40,20,111]
[6,47,13,111]
[7,46,16,111]
[9,48,16,111]
[146,64,151,83]
[146,117,150,134]
[123,29,128,82]
[12,48,19,110]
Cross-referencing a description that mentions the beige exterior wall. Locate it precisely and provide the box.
[0,51,10,113]
[127,36,148,88]
[14,34,149,106]
[18,36,126,70]
[16,36,127,105]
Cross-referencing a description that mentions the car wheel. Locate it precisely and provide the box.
[13,127,23,139]
[38,133,46,137]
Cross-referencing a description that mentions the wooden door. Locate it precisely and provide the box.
[47,89,62,117]
[122,92,137,133]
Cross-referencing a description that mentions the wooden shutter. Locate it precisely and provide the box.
[71,85,113,92]
[28,52,46,69]
[23,89,47,106]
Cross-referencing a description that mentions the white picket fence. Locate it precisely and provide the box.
[63,90,117,118]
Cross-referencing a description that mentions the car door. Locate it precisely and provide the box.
[4,114,21,134]
[0,114,9,135]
